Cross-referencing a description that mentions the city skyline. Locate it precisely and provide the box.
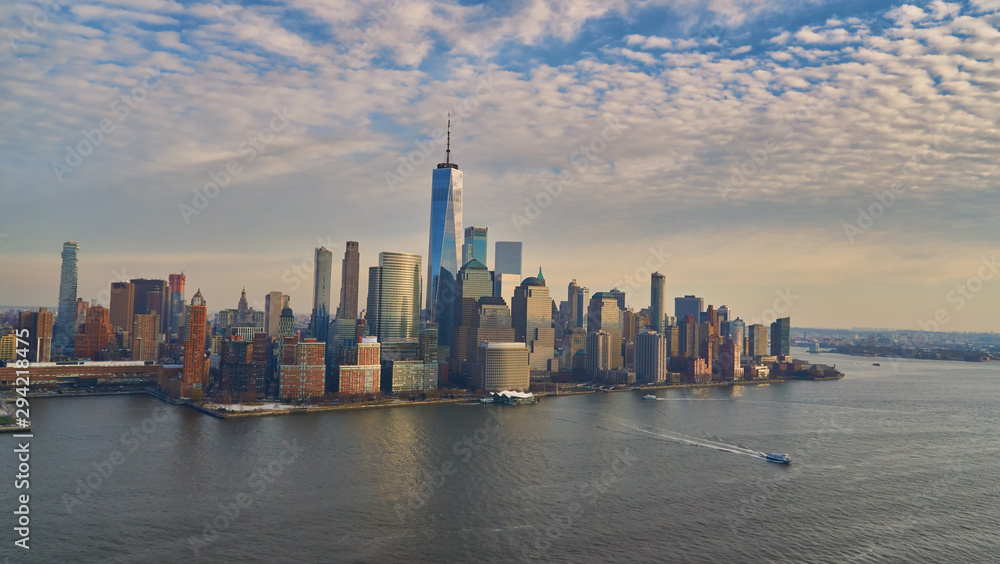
[2,0,1000,332]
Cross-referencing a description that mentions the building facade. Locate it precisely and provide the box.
[53,241,80,356]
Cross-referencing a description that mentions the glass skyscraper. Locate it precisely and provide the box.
[53,241,79,356]
[311,247,333,342]
[376,252,422,344]
[426,128,463,318]
[462,226,487,267]
[650,272,665,333]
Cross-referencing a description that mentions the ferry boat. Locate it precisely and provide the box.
[764,453,791,464]
[642,395,658,400]
[872,363,881,366]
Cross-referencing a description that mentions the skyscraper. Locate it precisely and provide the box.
[588,293,623,369]
[109,281,135,337]
[449,259,494,378]
[375,252,422,344]
[19,308,54,363]
[73,305,111,360]
[182,290,207,397]
[462,226,487,266]
[339,241,360,320]
[427,118,463,317]
[132,312,160,362]
[635,332,668,384]
[168,273,186,342]
[575,286,590,331]
[770,317,791,356]
[675,295,704,324]
[477,342,529,392]
[512,268,555,372]
[587,330,611,378]
[53,241,79,356]
[493,241,522,298]
[311,247,333,342]
[749,324,769,358]
[365,265,380,337]
[610,288,626,311]
[650,272,665,333]
[264,291,284,338]
[131,279,168,334]
[567,280,579,329]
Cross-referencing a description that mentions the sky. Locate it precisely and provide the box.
[1,0,999,332]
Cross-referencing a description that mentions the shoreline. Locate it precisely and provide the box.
[15,373,844,419]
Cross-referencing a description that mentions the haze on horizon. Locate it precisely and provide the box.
[1,0,998,332]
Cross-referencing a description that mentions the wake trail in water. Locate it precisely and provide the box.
[612,416,765,460]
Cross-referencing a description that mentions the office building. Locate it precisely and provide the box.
[109,281,135,337]
[463,226,487,266]
[0,334,14,361]
[168,273,186,342]
[220,337,253,396]
[365,265,380,337]
[18,308,54,363]
[748,324,769,358]
[264,291,284,338]
[460,297,516,384]
[427,119,463,317]
[449,259,494,376]
[131,278,168,335]
[512,269,554,372]
[73,306,112,360]
[279,302,294,338]
[477,342,529,392]
[635,331,668,384]
[586,330,611,378]
[339,241,360,320]
[650,272,666,333]
[53,241,79,356]
[492,241,523,299]
[610,288,626,311]
[311,247,333,342]
[374,252,422,344]
[675,295,703,324]
[588,293,623,369]
[770,317,791,357]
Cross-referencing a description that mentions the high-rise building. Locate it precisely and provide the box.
[109,281,135,337]
[717,305,730,323]
[0,334,15,361]
[477,342,529,392]
[678,314,698,359]
[574,286,590,331]
[727,318,746,353]
[375,252,422,344]
[586,330,611,378]
[338,241,360,320]
[720,337,744,381]
[492,241,523,299]
[635,332,668,384]
[131,279,168,335]
[650,272,665,333]
[339,337,381,394]
[426,119,463,317]
[19,308,54,363]
[588,293,623,369]
[567,280,579,329]
[462,226,487,266]
[73,306,111,360]
[76,298,90,331]
[264,291,284,338]
[610,288,626,311]
[748,324,769,358]
[365,265,380,337]
[461,297,516,384]
[675,295,704,324]
[220,337,253,396]
[132,312,160,362]
[311,247,333,342]
[53,241,79,356]
[770,317,791,357]
[449,259,494,378]
[512,268,554,372]
[279,302,295,338]
[168,273,186,342]
[182,290,208,397]
[279,338,326,399]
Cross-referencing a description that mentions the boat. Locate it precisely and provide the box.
[642,395,657,400]
[872,363,881,366]
[764,453,791,464]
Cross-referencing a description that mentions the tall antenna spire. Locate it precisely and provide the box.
[446,112,451,165]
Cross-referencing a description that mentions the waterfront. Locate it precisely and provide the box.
[1,349,998,562]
